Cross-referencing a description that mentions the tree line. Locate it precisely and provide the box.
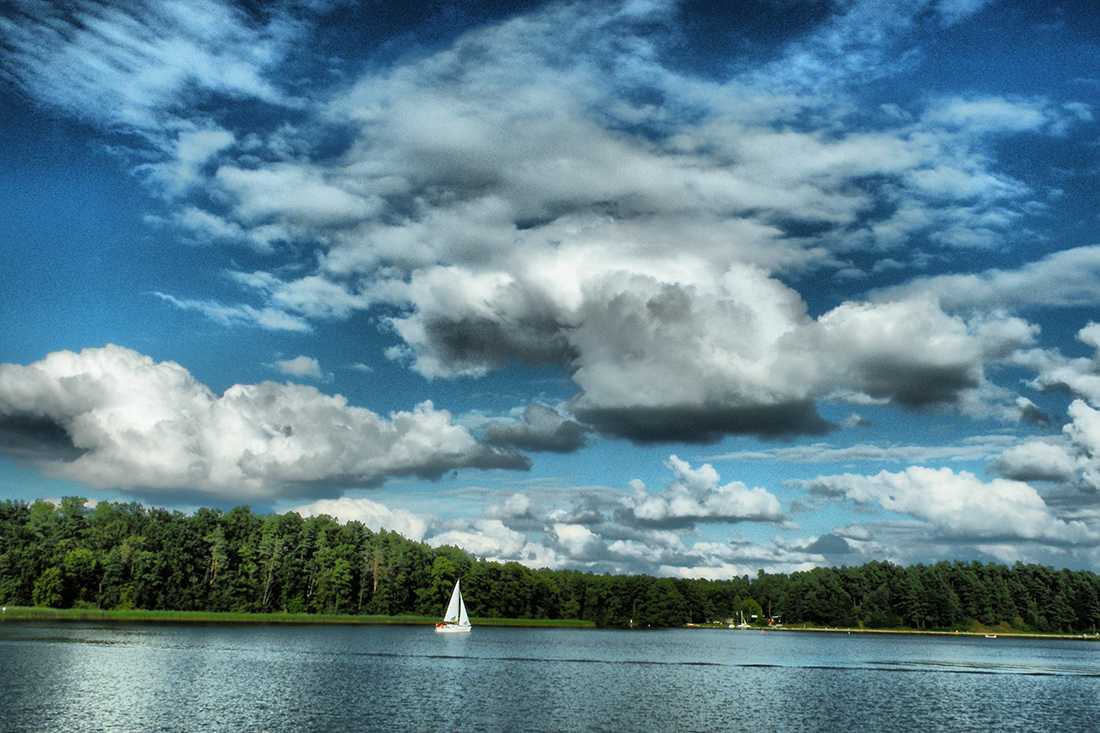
[2,498,1099,633]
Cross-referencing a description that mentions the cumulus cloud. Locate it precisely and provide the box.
[1018,323,1100,406]
[552,523,606,561]
[392,263,1035,441]
[1061,399,1100,492]
[335,456,807,576]
[806,466,1096,544]
[0,346,529,501]
[286,496,430,541]
[990,440,1079,483]
[620,456,785,528]
[428,519,562,566]
[275,355,324,380]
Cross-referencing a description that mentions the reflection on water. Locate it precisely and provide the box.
[1,623,1097,732]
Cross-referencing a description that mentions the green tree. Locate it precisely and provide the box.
[32,566,64,607]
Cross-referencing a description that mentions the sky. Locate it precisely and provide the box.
[2,0,1100,578]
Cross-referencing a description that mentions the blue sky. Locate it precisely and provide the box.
[3,0,1100,577]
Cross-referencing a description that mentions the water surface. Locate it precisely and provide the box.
[1,622,1096,732]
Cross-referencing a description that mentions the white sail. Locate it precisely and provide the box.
[443,580,464,623]
[436,579,472,633]
[457,589,470,627]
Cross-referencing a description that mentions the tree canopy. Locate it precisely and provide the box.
[2,498,1099,633]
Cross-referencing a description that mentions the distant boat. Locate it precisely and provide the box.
[435,579,472,634]
[729,610,751,629]
[984,634,997,638]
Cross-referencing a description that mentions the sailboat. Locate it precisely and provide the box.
[434,579,472,633]
[729,610,751,629]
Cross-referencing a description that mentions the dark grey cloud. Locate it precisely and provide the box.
[0,414,85,461]
[802,533,852,555]
[572,400,836,444]
[1017,398,1051,426]
[482,403,588,453]
[417,315,578,374]
[854,358,981,409]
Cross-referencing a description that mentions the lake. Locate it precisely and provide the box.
[0,622,1097,732]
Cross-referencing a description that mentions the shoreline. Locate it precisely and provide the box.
[687,623,1099,641]
[0,606,595,629]
[2,606,1093,638]
[783,626,1100,640]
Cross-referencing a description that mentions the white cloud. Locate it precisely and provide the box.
[881,245,1100,311]
[923,95,1057,134]
[1018,324,1100,408]
[230,272,374,322]
[622,456,785,526]
[214,164,382,228]
[552,523,605,559]
[991,440,1079,483]
[143,125,236,196]
[1062,400,1100,491]
[807,466,1096,544]
[286,497,430,541]
[276,356,323,380]
[709,436,1017,465]
[154,293,311,332]
[0,346,527,500]
[481,404,587,454]
[428,519,546,565]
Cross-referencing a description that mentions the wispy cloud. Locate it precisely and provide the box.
[154,293,311,332]
[0,0,298,131]
[880,245,1100,311]
[707,436,1022,465]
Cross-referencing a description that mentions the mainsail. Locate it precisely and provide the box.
[436,579,471,632]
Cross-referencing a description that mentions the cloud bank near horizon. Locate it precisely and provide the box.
[5,338,1100,576]
[0,345,527,502]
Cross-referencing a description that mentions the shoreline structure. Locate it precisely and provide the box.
[688,623,1099,641]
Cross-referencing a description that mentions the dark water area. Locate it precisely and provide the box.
[1,622,1097,732]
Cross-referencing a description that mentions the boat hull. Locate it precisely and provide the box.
[434,624,472,634]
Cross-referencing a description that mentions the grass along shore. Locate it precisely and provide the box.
[0,605,595,628]
[778,625,1100,640]
[3,607,1091,637]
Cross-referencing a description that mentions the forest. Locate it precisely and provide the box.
[2,497,1100,633]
